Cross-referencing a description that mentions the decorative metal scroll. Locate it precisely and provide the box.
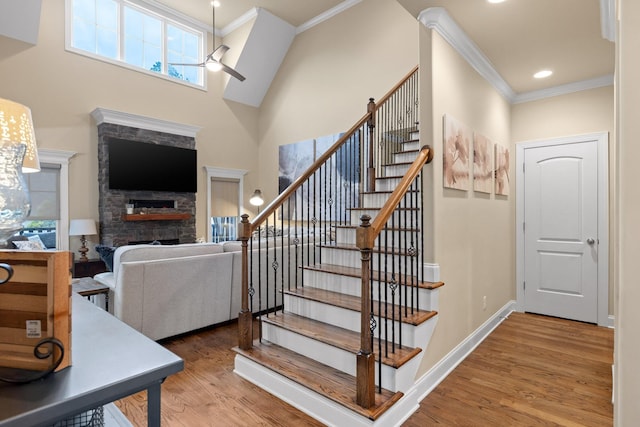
[0,337,65,384]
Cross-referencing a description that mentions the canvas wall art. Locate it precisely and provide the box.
[473,132,493,194]
[443,114,471,191]
[279,132,360,222]
[278,138,314,220]
[495,144,510,196]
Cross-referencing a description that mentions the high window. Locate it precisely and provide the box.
[67,0,204,87]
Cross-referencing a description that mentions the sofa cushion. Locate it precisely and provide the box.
[112,242,223,277]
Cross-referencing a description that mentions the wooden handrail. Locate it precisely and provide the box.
[375,65,419,108]
[244,65,420,236]
[243,113,371,237]
[356,145,433,250]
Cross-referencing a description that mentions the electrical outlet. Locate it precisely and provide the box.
[482,296,487,310]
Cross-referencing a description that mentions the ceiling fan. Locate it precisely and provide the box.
[170,1,245,82]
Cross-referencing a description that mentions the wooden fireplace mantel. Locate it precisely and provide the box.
[122,213,191,221]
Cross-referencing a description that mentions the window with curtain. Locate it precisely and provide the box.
[21,163,61,249]
[211,178,239,243]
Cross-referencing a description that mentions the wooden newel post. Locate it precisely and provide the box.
[238,214,253,350]
[356,214,375,408]
[367,98,376,193]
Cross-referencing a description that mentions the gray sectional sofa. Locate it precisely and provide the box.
[93,239,299,341]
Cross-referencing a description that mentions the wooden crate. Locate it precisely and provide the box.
[0,250,72,373]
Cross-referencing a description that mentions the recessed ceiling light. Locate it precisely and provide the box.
[534,70,553,79]
[487,0,506,3]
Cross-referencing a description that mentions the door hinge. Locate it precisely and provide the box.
[523,163,525,173]
[523,281,526,290]
[523,222,525,232]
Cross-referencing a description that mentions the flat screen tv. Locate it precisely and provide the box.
[108,138,197,193]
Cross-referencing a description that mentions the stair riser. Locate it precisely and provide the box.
[262,320,412,392]
[335,228,420,247]
[284,294,431,349]
[349,209,420,226]
[383,164,410,176]
[320,246,421,272]
[361,192,418,209]
[375,177,403,192]
[301,269,438,311]
[401,140,420,151]
[394,151,417,163]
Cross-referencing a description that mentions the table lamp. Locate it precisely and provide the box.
[69,219,97,262]
[0,98,40,245]
[249,189,264,213]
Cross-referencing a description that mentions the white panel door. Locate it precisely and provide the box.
[523,140,598,323]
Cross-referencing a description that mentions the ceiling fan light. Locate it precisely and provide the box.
[206,61,223,72]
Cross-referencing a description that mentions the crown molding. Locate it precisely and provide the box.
[418,7,614,105]
[600,0,616,42]
[418,7,516,102]
[90,108,201,138]
[221,7,259,38]
[513,74,614,104]
[296,0,362,34]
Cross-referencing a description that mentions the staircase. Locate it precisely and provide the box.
[233,68,443,426]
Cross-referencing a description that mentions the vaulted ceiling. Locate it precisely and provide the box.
[1,0,615,104]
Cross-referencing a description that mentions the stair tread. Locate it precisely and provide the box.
[335,224,420,232]
[234,340,403,421]
[361,190,419,195]
[318,242,420,257]
[285,287,437,327]
[303,263,445,290]
[261,312,422,367]
[349,207,420,211]
[382,161,412,167]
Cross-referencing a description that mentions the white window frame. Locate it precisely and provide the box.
[65,0,208,90]
[36,149,76,250]
[204,166,247,243]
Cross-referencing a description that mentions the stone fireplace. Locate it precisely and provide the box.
[91,109,201,247]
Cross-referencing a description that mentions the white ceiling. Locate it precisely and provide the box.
[156,0,615,97]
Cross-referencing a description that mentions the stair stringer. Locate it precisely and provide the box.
[234,355,422,427]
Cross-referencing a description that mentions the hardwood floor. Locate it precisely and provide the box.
[116,312,613,426]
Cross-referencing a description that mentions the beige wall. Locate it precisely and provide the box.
[257,0,420,203]
[417,29,514,375]
[615,0,640,423]
[0,0,261,254]
[512,86,614,142]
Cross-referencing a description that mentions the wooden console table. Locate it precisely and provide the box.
[0,294,184,426]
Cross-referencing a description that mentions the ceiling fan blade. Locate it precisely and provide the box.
[220,63,245,81]
[211,45,229,62]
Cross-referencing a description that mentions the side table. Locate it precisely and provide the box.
[72,258,107,278]
[72,277,110,312]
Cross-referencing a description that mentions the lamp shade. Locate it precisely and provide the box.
[249,189,264,207]
[69,219,97,236]
[0,98,40,173]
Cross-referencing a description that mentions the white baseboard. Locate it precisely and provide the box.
[412,300,517,401]
[423,263,440,282]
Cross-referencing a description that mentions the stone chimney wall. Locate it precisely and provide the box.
[97,123,196,247]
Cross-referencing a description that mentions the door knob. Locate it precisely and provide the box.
[587,238,595,245]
